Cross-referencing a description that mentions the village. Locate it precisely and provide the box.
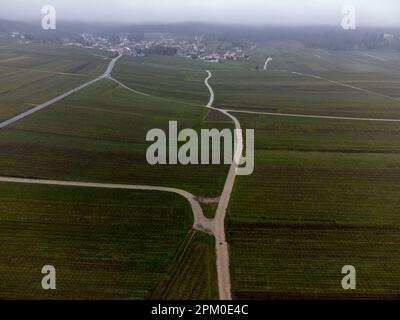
[63,33,250,62]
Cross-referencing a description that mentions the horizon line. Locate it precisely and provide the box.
[2,18,400,29]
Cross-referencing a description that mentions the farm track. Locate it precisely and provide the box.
[108,76,150,97]
[113,71,236,300]
[203,71,241,300]
[0,176,214,234]
[98,70,237,299]
[0,54,122,129]
[201,63,400,299]
[224,67,400,122]
[272,69,400,104]
[264,57,273,70]
[224,109,400,122]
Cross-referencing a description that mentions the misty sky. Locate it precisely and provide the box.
[0,0,399,26]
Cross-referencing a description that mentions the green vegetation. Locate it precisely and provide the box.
[150,231,218,300]
[211,47,400,119]
[0,44,227,299]
[113,55,231,104]
[0,182,193,299]
[229,222,400,299]
[0,43,107,121]
[0,79,231,197]
[218,48,400,298]
[227,113,400,299]
[200,202,219,219]
[2,39,400,300]
[237,113,400,153]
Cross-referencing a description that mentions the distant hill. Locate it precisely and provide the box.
[0,19,399,51]
[0,19,33,33]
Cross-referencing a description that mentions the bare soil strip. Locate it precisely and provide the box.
[225,109,400,122]
[0,176,214,234]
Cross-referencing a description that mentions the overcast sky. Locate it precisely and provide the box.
[0,0,399,26]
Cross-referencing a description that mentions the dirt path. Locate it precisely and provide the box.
[360,52,387,62]
[0,54,122,129]
[204,71,243,301]
[0,176,214,234]
[200,68,400,300]
[108,76,150,97]
[97,72,241,300]
[225,109,400,122]
[273,69,400,104]
[264,57,273,70]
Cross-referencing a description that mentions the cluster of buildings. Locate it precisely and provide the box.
[63,33,119,52]
[64,34,177,57]
[5,30,250,62]
[6,32,35,44]
[175,36,250,62]
[193,50,250,63]
[64,33,250,62]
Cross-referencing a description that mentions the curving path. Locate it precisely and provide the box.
[0,176,214,234]
[204,71,242,300]
[201,67,400,300]
[108,76,151,97]
[264,57,273,70]
[113,71,240,300]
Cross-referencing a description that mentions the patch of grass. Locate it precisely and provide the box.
[229,222,400,299]
[0,182,193,300]
[0,80,231,197]
[0,43,107,121]
[230,150,400,227]
[113,55,233,104]
[200,203,218,220]
[232,113,400,153]
[211,47,400,119]
[150,231,218,300]
[228,112,400,299]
